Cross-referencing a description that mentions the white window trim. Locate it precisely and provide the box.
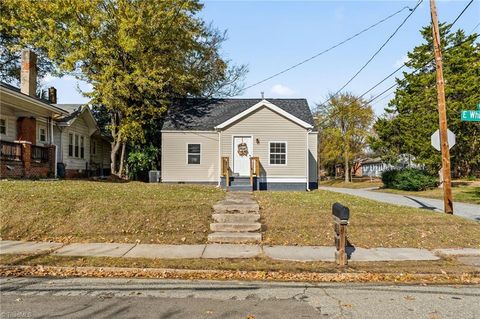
[38,126,47,143]
[68,133,74,157]
[186,143,202,165]
[0,117,7,135]
[268,141,288,166]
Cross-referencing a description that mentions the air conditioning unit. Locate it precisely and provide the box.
[149,170,161,183]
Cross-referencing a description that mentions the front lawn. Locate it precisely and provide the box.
[0,180,224,244]
[256,190,480,249]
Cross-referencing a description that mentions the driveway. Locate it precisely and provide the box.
[319,186,480,222]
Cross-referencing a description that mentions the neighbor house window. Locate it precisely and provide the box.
[74,134,79,157]
[68,133,74,156]
[269,142,286,165]
[91,140,97,155]
[80,136,85,159]
[187,144,201,164]
[39,127,46,142]
[0,119,6,135]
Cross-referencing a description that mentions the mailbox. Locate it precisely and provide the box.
[332,203,350,266]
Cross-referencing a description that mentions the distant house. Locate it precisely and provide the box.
[161,98,318,191]
[0,49,110,179]
[360,158,392,177]
[360,154,422,178]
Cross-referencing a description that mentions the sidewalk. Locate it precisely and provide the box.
[319,186,480,221]
[2,240,479,262]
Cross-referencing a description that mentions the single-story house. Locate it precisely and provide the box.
[0,49,110,179]
[161,98,318,191]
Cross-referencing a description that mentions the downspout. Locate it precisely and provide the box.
[217,129,221,187]
[306,129,311,191]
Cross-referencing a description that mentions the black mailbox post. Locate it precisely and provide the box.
[332,203,350,266]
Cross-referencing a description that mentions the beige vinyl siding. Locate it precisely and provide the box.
[308,132,318,183]
[162,131,219,182]
[61,117,90,170]
[221,106,307,178]
[0,105,17,141]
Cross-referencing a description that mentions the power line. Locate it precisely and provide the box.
[449,0,474,29]
[317,0,423,108]
[241,5,411,92]
[316,0,477,114]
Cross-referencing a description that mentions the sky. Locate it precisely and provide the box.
[41,0,479,115]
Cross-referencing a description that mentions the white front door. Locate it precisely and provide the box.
[233,136,253,176]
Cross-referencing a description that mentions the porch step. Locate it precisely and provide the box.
[212,213,260,223]
[208,232,262,244]
[210,222,261,232]
[228,185,253,192]
[229,176,251,186]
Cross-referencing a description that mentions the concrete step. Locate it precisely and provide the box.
[208,232,262,243]
[213,202,259,214]
[228,185,252,192]
[210,222,261,232]
[212,213,260,223]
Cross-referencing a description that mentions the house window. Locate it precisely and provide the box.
[91,140,97,155]
[39,127,47,142]
[68,133,74,157]
[80,136,85,159]
[74,134,79,157]
[187,144,201,164]
[269,142,286,165]
[0,119,6,135]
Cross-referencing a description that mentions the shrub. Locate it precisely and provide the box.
[127,145,159,181]
[381,168,438,191]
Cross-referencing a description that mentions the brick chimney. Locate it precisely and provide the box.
[48,87,57,104]
[20,49,37,97]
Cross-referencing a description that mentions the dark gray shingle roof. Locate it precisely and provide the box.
[163,98,315,131]
[54,104,84,123]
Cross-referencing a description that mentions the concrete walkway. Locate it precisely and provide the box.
[2,240,479,262]
[319,186,480,221]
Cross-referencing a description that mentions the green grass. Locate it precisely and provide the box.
[255,190,480,249]
[376,185,480,205]
[0,180,224,244]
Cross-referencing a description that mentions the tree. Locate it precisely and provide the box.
[372,24,480,176]
[316,93,375,182]
[1,0,247,176]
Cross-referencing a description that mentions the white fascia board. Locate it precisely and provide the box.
[1,87,69,116]
[214,99,313,130]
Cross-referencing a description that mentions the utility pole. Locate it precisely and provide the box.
[430,0,453,214]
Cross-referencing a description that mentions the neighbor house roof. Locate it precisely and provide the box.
[162,98,316,131]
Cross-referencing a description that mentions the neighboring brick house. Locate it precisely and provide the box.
[0,49,111,179]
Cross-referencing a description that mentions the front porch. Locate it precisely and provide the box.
[0,140,56,178]
[220,156,260,191]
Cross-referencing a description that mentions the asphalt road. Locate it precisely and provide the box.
[319,186,480,221]
[1,277,479,319]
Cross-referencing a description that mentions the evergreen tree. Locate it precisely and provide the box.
[372,24,480,176]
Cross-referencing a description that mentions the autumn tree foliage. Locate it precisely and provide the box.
[316,93,375,182]
[1,0,247,176]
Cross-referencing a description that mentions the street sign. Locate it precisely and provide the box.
[431,129,455,151]
[461,110,480,121]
